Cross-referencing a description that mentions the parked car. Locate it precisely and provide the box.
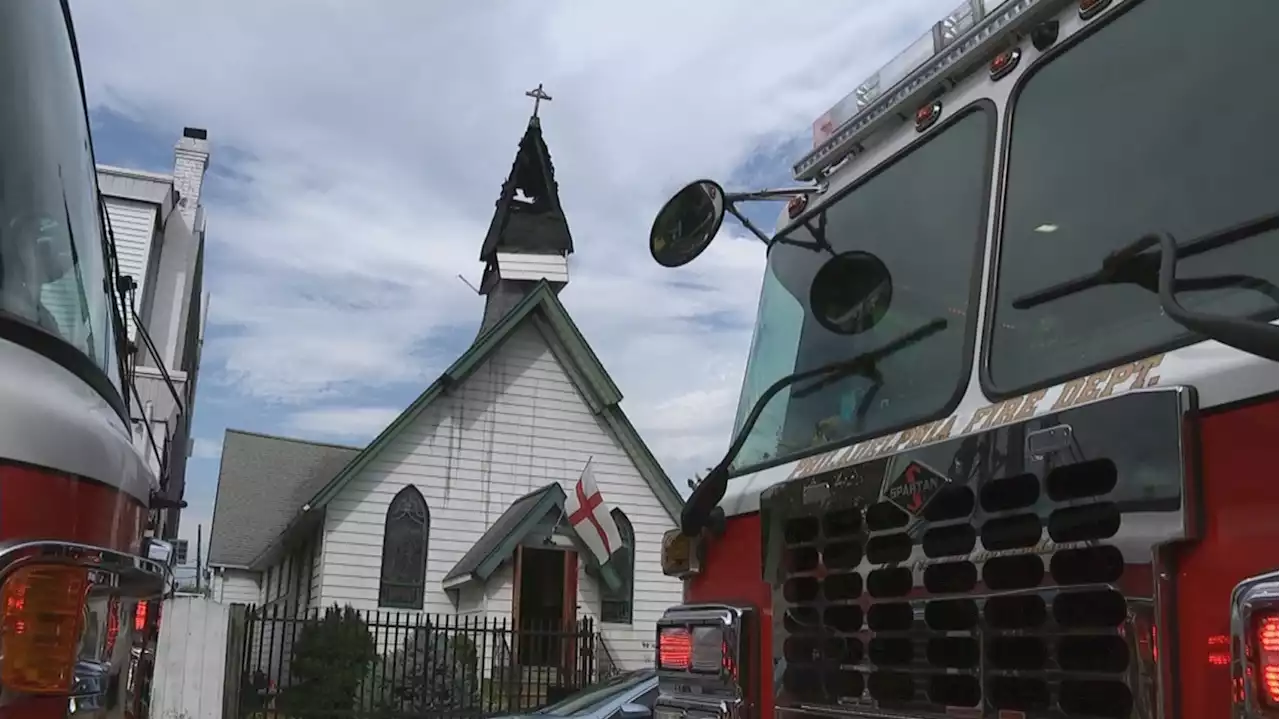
[515,669,657,719]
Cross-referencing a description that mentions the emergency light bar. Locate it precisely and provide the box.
[796,0,1067,181]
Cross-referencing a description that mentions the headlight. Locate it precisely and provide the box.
[657,625,728,674]
[658,627,692,671]
[691,626,727,674]
[655,604,755,719]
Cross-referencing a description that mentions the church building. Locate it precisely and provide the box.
[207,94,685,674]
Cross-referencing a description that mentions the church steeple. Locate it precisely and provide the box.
[476,85,574,336]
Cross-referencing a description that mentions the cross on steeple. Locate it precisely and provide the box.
[525,83,552,119]
[474,86,574,338]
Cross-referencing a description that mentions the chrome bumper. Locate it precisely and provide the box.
[0,540,172,716]
[0,539,171,596]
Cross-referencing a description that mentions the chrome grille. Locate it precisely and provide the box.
[763,389,1189,718]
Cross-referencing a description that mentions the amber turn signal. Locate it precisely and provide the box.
[1,564,91,694]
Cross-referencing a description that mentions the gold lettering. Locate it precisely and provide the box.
[1051,378,1086,410]
[1078,371,1109,403]
[901,423,936,450]
[789,457,816,480]
[925,416,957,443]
[1101,364,1134,398]
[814,450,834,473]
[992,399,1021,426]
[833,445,857,468]
[870,436,894,456]
[1014,389,1048,421]
[895,425,924,450]
[1132,354,1165,389]
[963,405,995,434]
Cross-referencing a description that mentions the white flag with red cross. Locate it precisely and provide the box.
[566,459,625,589]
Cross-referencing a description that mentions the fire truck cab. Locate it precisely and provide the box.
[646,0,1277,718]
[0,2,175,716]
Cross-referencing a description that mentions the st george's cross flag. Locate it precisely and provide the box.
[566,459,626,590]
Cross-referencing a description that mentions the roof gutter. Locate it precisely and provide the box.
[442,574,474,591]
[246,502,324,571]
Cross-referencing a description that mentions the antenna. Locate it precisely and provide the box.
[457,274,480,294]
[196,524,203,591]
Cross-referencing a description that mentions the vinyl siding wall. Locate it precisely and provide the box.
[315,321,681,670]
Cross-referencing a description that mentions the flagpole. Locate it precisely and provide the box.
[553,456,595,537]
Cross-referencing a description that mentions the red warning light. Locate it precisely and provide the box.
[1207,633,1230,666]
[1079,0,1113,20]
[990,47,1022,81]
[658,628,692,670]
[915,101,942,133]
[787,194,808,219]
[1258,613,1279,706]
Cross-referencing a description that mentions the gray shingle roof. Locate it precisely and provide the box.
[207,429,360,567]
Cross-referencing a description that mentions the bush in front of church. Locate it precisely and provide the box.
[279,604,377,714]
[361,621,480,716]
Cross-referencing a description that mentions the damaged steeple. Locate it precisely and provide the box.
[476,85,575,336]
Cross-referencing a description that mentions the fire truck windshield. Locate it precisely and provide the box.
[0,2,116,379]
[729,105,993,473]
[988,0,1278,392]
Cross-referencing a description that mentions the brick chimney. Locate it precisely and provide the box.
[172,127,210,230]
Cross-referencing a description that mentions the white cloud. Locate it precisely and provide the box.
[190,437,223,460]
[71,0,960,483]
[287,406,403,440]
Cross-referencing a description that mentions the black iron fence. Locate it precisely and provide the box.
[230,604,600,719]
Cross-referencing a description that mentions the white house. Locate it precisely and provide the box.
[207,109,685,679]
[97,127,211,542]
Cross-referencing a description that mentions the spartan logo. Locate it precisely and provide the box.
[883,460,949,516]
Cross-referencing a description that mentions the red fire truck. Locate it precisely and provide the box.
[646,0,1277,718]
[1,2,175,717]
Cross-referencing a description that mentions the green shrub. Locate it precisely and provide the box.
[278,604,376,715]
[361,621,480,715]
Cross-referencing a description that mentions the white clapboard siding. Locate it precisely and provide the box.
[496,252,569,283]
[102,197,158,341]
[310,537,325,610]
[213,568,261,605]
[152,596,230,719]
[316,321,681,668]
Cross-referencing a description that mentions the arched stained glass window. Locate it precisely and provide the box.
[600,509,634,624]
[378,485,429,609]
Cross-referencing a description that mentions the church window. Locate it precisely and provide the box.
[600,509,634,624]
[378,485,429,609]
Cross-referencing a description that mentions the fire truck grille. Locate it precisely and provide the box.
[763,390,1188,719]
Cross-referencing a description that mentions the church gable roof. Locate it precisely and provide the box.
[208,430,361,568]
[478,118,574,261]
[304,281,683,522]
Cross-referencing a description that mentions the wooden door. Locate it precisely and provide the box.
[560,549,580,679]
[510,545,524,665]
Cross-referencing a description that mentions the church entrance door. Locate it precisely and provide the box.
[513,545,578,667]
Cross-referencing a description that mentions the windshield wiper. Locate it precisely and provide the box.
[791,314,939,430]
[680,317,948,536]
[1012,212,1279,361]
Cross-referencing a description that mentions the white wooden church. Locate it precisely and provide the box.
[207,103,686,672]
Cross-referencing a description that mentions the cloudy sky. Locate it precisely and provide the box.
[70,0,959,559]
